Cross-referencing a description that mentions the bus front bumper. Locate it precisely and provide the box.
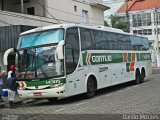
[17,86,67,99]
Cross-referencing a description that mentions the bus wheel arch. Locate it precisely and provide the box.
[85,75,97,98]
[141,67,146,83]
[135,68,141,84]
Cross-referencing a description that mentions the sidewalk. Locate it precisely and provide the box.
[0,94,24,108]
[152,66,160,70]
[152,63,160,69]
[0,94,36,108]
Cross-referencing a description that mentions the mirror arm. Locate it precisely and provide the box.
[3,48,17,66]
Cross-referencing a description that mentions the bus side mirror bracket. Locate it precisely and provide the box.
[3,48,17,65]
[56,40,65,60]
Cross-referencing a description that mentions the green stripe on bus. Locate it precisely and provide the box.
[19,77,66,87]
[136,53,140,61]
[83,53,123,65]
[128,53,131,62]
[82,52,151,65]
[83,52,88,65]
[139,53,151,61]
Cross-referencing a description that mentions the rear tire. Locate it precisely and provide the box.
[85,77,95,98]
[140,69,145,83]
[135,70,141,84]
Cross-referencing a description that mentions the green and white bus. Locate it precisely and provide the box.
[4,24,152,100]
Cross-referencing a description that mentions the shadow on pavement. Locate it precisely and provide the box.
[23,79,151,107]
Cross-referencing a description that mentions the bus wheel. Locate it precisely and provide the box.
[135,70,141,84]
[85,77,95,98]
[141,69,145,83]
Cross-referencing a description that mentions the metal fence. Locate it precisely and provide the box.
[0,25,36,52]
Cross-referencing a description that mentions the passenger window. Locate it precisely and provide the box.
[80,28,93,50]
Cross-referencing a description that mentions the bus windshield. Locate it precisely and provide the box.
[16,29,64,80]
[17,45,64,80]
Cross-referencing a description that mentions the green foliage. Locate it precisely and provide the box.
[104,20,110,27]
[110,14,127,32]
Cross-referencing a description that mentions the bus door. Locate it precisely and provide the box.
[65,28,85,96]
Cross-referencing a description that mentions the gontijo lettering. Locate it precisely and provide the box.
[92,55,112,63]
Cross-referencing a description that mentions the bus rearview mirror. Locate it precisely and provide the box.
[3,48,17,65]
[56,40,65,60]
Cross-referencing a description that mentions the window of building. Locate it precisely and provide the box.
[138,30,143,35]
[74,5,77,12]
[154,12,160,25]
[137,14,142,26]
[27,7,35,15]
[154,28,160,34]
[133,30,138,34]
[132,13,151,27]
[82,10,88,23]
[133,29,152,35]
[147,29,152,35]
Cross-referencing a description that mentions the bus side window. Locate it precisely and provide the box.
[65,28,80,75]
[80,28,93,50]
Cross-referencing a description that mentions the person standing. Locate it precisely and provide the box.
[8,65,16,79]
[0,70,7,102]
[0,72,3,102]
[7,72,17,108]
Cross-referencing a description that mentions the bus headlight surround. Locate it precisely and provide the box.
[51,83,63,88]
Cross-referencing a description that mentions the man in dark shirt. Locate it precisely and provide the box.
[7,73,17,108]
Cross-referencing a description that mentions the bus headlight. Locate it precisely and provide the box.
[51,84,63,88]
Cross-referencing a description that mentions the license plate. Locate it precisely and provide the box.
[33,92,42,96]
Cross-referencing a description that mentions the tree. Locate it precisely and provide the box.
[110,14,127,32]
[104,20,110,27]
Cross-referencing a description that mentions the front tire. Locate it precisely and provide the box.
[85,77,95,98]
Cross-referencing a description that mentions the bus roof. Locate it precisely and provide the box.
[20,23,146,38]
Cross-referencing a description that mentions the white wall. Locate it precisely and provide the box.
[0,10,58,27]
[45,0,104,25]
[0,0,105,26]
[22,0,45,16]
[0,0,44,16]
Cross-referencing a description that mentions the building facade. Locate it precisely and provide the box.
[0,0,108,27]
[0,0,108,70]
[117,0,160,63]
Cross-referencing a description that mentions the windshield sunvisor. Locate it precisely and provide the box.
[19,29,64,49]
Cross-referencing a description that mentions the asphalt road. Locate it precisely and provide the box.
[0,68,160,120]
